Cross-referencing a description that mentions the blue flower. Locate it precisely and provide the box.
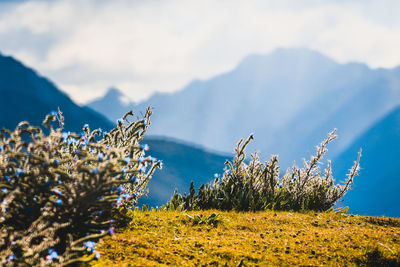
[83,123,89,129]
[62,131,70,140]
[131,176,138,183]
[214,173,220,178]
[1,188,7,193]
[84,241,96,252]
[56,199,62,205]
[141,144,149,151]
[116,196,123,205]
[98,152,104,160]
[142,119,148,127]
[94,251,101,259]
[124,156,131,164]
[16,169,24,177]
[54,188,63,195]
[117,185,124,194]
[50,111,57,116]
[92,168,99,174]
[138,156,144,163]
[116,118,123,124]
[46,249,58,261]
[122,167,127,174]
[4,175,10,182]
[54,159,59,165]
[6,254,15,262]
[0,146,3,152]
[139,166,146,173]
[75,149,80,155]
[97,128,102,133]
[108,227,115,234]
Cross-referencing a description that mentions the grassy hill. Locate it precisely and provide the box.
[93,210,400,266]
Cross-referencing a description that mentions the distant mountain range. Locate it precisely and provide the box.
[333,106,400,217]
[0,53,228,206]
[88,48,400,169]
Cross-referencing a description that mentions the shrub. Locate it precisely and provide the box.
[0,108,161,266]
[167,130,361,212]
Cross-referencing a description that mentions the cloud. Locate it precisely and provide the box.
[0,0,400,103]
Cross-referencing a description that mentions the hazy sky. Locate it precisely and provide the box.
[1,0,400,104]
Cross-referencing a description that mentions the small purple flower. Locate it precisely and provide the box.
[141,144,149,151]
[124,156,131,164]
[75,149,80,155]
[108,227,115,234]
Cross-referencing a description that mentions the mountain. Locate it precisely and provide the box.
[140,137,229,206]
[0,53,113,132]
[0,52,228,206]
[86,87,131,122]
[333,106,400,217]
[87,48,400,167]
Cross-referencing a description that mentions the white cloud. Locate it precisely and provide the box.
[0,0,399,104]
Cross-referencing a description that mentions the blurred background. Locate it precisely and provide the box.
[0,0,399,216]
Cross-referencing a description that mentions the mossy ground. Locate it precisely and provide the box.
[92,210,400,266]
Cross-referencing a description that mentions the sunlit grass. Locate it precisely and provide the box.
[93,210,400,266]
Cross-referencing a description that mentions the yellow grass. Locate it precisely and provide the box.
[92,210,400,266]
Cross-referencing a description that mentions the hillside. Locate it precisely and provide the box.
[0,53,113,132]
[93,210,400,266]
[141,137,229,206]
[333,106,400,217]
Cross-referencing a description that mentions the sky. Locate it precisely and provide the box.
[0,0,400,104]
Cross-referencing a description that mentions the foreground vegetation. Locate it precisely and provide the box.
[94,209,400,266]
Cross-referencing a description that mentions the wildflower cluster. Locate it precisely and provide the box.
[0,108,161,266]
[167,130,361,212]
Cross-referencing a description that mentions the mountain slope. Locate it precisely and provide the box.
[141,137,229,206]
[0,53,113,132]
[87,48,400,167]
[0,53,228,206]
[333,106,400,217]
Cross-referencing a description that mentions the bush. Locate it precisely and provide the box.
[167,130,361,212]
[0,108,161,266]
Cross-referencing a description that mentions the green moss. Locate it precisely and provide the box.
[93,210,400,266]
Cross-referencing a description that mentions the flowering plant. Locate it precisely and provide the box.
[167,130,361,212]
[0,108,161,266]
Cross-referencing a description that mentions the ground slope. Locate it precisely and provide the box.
[93,210,400,266]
